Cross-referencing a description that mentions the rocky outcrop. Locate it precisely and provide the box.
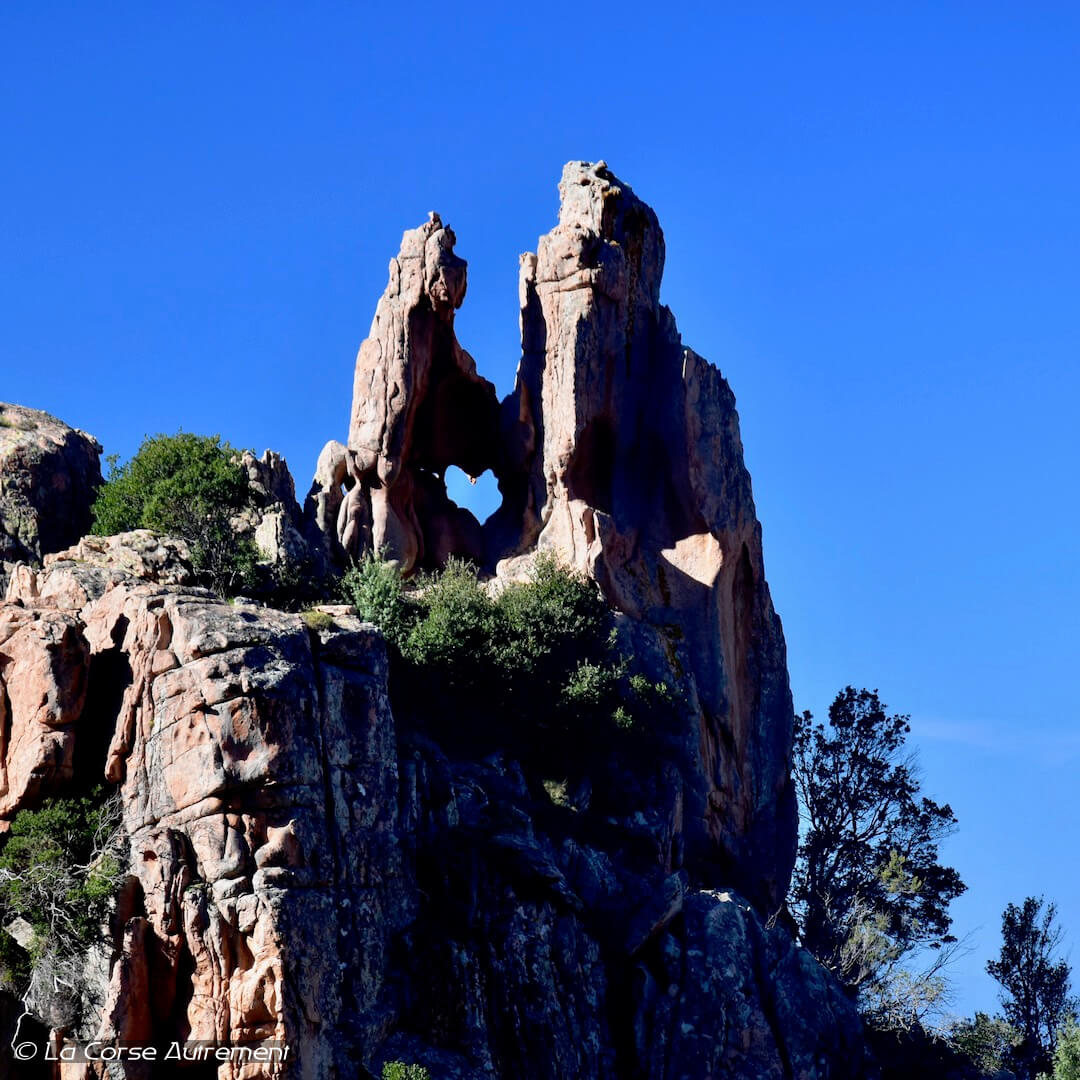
[0,163,866,1079]
[635,890,863,1078]
[236,449,334,592]
[2,536,862,1080]
[0,403,102,590]
[310,162,794,911]
[3,542,410,1077]
[0,605,88,817]
[510,163,794,911]
[307,213,502,573]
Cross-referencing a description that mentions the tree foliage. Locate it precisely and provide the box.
[340,553,682,769]
[382,1063,431,1080]
[91,431,258,595]
[789,687,966,1022]
[0,788,125,1028]
[987,896,1075,1079]
[1043,1016,1080,1080]
[948,1011,1021,1076]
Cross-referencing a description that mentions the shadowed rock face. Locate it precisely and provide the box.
[311,161,796,913]
[0,402,102,589]
[1,536,862,1080]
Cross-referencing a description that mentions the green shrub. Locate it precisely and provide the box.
[91,432,258,596]
[342,552,683,770]
[0,787,125,1023]
[300,608,335,632]
[495,554,610,670]
[341,551,413,649]
[404,558,501,700]
[562,660,619,710]
[382,1063,431,1080]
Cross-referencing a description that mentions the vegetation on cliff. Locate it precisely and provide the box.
[91,431,258,595]
[341,552,683,772]
[0,787,124,1026]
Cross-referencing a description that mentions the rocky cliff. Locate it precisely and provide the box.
[0,403,102,592]
[310,161,794,913]
[0,163,865,1078]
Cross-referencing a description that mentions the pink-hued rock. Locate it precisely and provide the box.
[0,606,88,815]
[2,540,408,1077]
[310,212,502,572]
[311,161,795,910]
[509,163,795,907]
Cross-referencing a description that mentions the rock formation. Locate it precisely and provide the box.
[0,402,102,591]
[311,161,795,912]
[3,539,862,1079]
[4,541,410,1077]
[0,163,868,1078]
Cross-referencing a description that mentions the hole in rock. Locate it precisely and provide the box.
[73,639,133,793]
[444,466,502,525]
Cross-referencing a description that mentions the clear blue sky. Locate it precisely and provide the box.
[3,5,1078,1022]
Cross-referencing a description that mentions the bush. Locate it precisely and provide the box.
[91,432,258,596]
[406,558,499,684]
[300,608,335,632]
[340,552,683,770]
[382,1064,431,1080]
[0,787,125,1026]
[341,551,412,649]
[948,1012,1020,1076]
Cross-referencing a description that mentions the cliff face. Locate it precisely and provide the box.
[2,541,861,1079]
[311,161,795,912]
[0,163,865,1079]
[4,542,408,1076]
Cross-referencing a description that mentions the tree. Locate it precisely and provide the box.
[948,1011,1021,1076]
[91,432,258,595]
[1046,1017,1080,1080]
[0,788,125,1029]
[789,687,966,1024]
[987,896,1074,1079]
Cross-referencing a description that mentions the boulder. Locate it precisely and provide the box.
[0,402,102,589]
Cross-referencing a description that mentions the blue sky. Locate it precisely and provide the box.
[3,6,1079,1020]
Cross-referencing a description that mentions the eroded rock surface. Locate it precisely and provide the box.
[0,402,102,590]
[3,542,409,1077]
[308,212,502,573]
[0,605,88,816]
[240,449,332,583]
[311,161,795,911]
[0,164,866,1079]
